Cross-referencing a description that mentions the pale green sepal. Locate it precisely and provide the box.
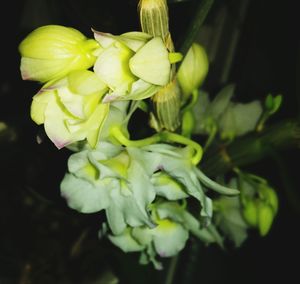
[102,79,160,102]
[151,219,189,257]
[60,173,111,213]
[30,90,54,124]
[108,228,144,252]
[129,37,170,86]
[151,172,188,200]
[118,32,152,51]
[195,168,240,195]
[93,42,136,90]
[67,70,107,96]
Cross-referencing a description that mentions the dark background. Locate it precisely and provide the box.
[0,0,299,283]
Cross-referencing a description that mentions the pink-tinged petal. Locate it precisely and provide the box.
[92,29,116,48]
[102,94,119,103]
[20,57,73,83]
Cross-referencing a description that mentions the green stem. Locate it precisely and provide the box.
[110,127,161,147]
[165,255,179,284]
[162,132,203,164]
[182,89,199,112]
[111,127,203,165]
[178,0,215,61]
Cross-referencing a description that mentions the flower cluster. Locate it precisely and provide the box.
[19,25,175,149]
[60,140,229,267]
[18,0,279,270]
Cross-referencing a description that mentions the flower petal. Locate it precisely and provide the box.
[108,228,144,252]
[129,37,170,86]
[151,219,189,257]
[60,173,111,213]
[94,42,136,90]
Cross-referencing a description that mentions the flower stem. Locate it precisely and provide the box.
[110,127,161,147]
[162,131,203,165]
[110,127,203,164]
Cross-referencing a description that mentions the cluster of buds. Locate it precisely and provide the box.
[240,178,279,236]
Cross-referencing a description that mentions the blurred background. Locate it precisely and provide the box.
[0,0,299,283]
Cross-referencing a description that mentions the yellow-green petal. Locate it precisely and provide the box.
[19,25,99,82]
[129,37,170,86]
[94,42,136,90]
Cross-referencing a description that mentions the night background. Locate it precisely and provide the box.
[0,0,299,283]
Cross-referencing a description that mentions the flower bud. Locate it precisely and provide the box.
[177,43,209,99]
[152,79,181,131]
[260,185,279,214]
[138,0,169,39]
[257,202,275,236]
[19,25,99,83]
[242,200,258,227]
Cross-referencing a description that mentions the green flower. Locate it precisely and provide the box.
[60,142,157,235]
[60,141,214,232]
[93,31,172,101]
[107,201,223,269]
[19,25,99,83]
[31,70,109,149]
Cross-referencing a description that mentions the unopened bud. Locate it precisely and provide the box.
[257,202,274,237]
[177,43,209,99]
[19,25,99,83]
[152,79,181,131]
[138,0,169,40]
[242,200,258,227]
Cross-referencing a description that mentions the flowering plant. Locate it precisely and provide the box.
[14,0,295,281]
